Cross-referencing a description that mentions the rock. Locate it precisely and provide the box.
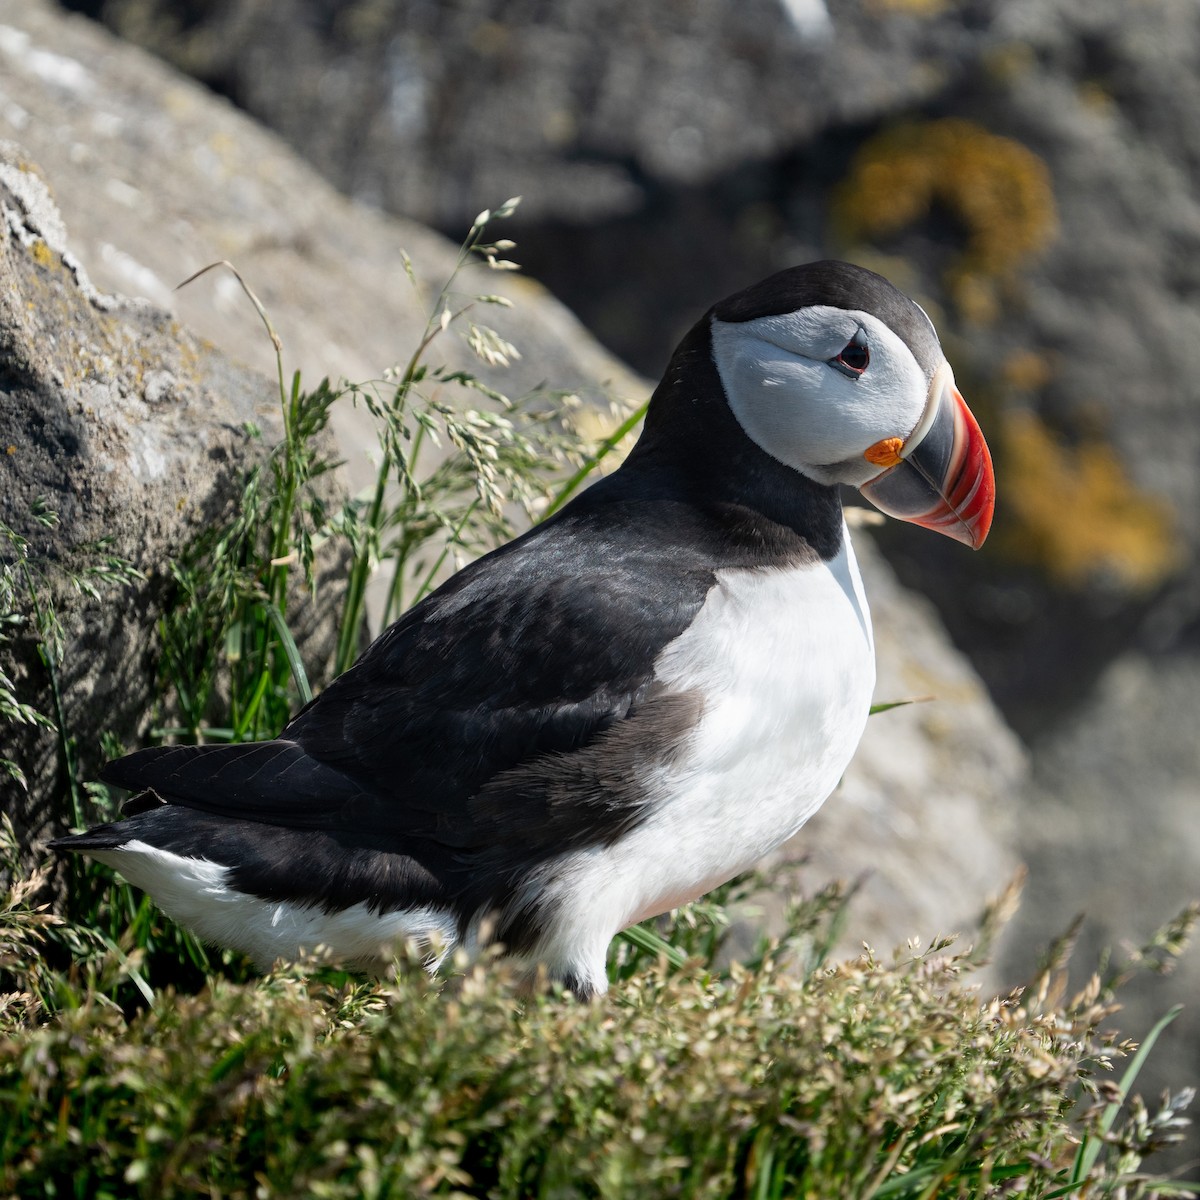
[1000,647,1200,1137]
[53,0,1200,729]
[0,145,289,847]
[0,0,645,513]
[53,0,973,228]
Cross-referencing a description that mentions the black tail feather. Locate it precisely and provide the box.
[49,824,128,853]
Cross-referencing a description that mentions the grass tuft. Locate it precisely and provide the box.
[1,827,1195,1197]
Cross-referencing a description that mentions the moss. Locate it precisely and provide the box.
[833,119,1056,322]
[997,411,1180,591]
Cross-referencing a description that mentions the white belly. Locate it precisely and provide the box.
[539,526,876,979]
[91,841,460,972]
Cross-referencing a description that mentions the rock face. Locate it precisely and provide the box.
[0,0,1024,968]
[0,0,645,503]
[0,146,285,845]
[53,0,1200,743]
[53,0,973,229]
[1003,649,1200,1144]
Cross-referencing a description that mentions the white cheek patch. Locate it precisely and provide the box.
[711,307,932,485]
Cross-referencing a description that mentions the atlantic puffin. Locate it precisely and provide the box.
[53,262,994,998]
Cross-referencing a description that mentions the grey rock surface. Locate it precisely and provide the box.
[0,145,285,845]
[0,0,1024,963]
[0,0,646,507]
[55,0,1200,725]
[1002,648,1200,1142]
[53,0,972,227]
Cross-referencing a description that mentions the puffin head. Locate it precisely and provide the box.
[708,261,994,548]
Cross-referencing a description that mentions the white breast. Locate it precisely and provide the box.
[537,524,876,984]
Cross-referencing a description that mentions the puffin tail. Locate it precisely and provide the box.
[49,822,139,854]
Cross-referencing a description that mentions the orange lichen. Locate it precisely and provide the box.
[997,411,1180,592]
[833,119,1057,323]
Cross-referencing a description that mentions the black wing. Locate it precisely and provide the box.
[100,499,718,861]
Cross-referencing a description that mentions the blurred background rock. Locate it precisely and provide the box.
[3,0,1198,1165]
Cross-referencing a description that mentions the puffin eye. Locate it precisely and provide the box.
[830,338,870,379]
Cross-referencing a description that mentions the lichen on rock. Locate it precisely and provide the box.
[832,118,1057,324]
[996,410,1180,593]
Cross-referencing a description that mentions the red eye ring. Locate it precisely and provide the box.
[834,340,870,375]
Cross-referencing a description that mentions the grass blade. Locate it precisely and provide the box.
[541,398,649,521]
[264,599,313,705]
[869,695,934,716]
[616,921,689,969]
[98,933,155,1008]
[1067,1004,1184,1189]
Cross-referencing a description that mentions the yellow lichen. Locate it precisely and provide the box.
[832,119,1056,323]
[983,42,1037,84]
[868,0,950,12]
[1079,82,1116,116]
[997,411,1180,592]
[1001,350,1055,394]
[30,239,56,269]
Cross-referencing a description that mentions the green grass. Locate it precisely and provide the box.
[0,204,1196,1198]
[1,821,1197,1198]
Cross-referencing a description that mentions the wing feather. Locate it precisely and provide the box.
[101,506,715,859]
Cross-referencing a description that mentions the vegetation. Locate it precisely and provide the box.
[0,206,1196,1197]
[2,819,1197,1198]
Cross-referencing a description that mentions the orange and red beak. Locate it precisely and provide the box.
[858,363,995,549]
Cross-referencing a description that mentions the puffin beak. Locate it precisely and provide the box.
[857,363,995,549]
